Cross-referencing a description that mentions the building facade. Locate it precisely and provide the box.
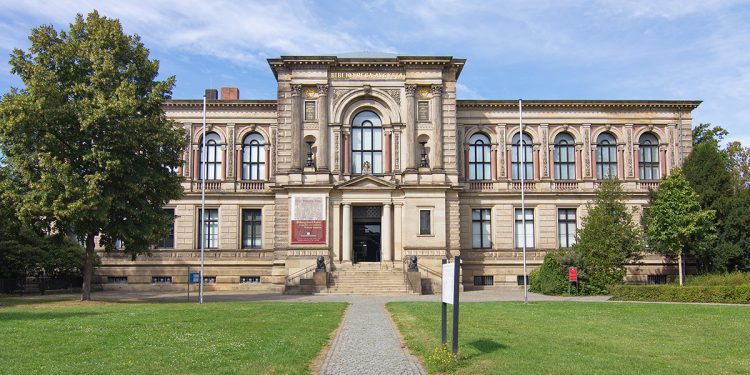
[97,54,700,292]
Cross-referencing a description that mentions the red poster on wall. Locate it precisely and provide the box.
[291,220,326,244]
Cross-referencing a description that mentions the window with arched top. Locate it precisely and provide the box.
[596,132,617,180]
[468,133,491,180]
[639,133,660,180]
[511,132,533,180]
[554,132,576,180]
[200,132,222,180]
[351,111,383,174]
[242,132,265,180]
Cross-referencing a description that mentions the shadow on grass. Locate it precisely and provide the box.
[464,339,507,359]
[0,311,102,321]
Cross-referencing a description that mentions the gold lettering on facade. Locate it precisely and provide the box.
[329,72,405,80]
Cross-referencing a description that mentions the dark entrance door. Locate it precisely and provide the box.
[352,206,382,263]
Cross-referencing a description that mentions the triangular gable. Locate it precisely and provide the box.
[336,175,396,190]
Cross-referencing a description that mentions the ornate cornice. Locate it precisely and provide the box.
[164,100,277,109]
[457,100,702,110]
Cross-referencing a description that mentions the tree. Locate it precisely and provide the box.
[0,11,184,300]
[644,169,716,285]
[572,179,643,294]
[726,141,750,190]
[692,123,728,146]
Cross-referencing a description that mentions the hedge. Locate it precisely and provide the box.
[609,284,750,304]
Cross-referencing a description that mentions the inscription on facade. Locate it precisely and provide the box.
[304,101,316,121]
[329,71,405,80]
[417,101,430,121]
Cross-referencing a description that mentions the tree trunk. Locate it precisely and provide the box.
[678,251,684,286]
[81,232,96,301]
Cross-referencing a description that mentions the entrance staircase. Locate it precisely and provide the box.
[318,262,418,295]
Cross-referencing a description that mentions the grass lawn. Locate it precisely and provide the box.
[387,301,750,374]
[0,299,346,374]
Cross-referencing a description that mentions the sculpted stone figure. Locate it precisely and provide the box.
[315,256,326,272]
[407,256,418,272]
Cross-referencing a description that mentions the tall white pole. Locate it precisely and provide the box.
[519,99,528,304]
[200,95,206,304]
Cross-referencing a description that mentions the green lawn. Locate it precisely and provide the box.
[0,299,346,374]
[387,301,750,374]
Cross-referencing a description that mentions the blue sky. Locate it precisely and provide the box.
[1,0,749,144]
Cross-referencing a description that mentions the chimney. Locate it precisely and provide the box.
[204,89,218,100]
[220,87,240,100]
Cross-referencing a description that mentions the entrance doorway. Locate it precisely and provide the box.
[352,206,381,263]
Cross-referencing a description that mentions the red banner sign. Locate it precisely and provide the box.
[569,267,578,282]
[291,220,326,244]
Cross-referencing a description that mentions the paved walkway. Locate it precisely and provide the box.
[319,299,426,375]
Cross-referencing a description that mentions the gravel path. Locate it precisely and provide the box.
[319,298,426,375]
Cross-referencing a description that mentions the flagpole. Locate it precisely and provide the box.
[200,94,206,304]
[519,99,528,304]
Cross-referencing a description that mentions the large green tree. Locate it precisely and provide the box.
[572,179,643,294]
[0,11,184,300]
[726,141,750,190]
[644,169,716,285]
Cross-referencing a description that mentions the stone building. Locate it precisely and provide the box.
[97,54,700,292]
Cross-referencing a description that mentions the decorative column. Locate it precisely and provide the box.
[463,148,470,180]
[265,145,271,181]
[540,125,549,179]
[332,204,341,262]
[235,147,242,180]
[290,84,303,171]
[227,125,235,180]
[617,147,625,180]
[590,146,596,180]
[660,147,668,177]
[431,84,444,170]
[384,131,392,174]
[506,148,512,180]
[177,153,183,176]
[498,125,507,179]
[381,203,392,262]
[575,146,582,180]
[394,204,403,261]
[634,147,640,180]
[343,131,351,175]
[193,147,200,180]
[533,146,540,180]
[404,85,417,171]
[342,203,352,263]
[316,84,330,171]
[582,126,592,179]
[490,146,497,180]
[549,146,555,179]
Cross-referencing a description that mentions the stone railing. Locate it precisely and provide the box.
[237,181,266,191]
[191,180,221,191]
[510,181,537,191]
[551,181,579,191]
[467,181,494,191]
[638,181,660,190]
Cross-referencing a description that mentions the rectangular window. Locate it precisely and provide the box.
[472,208,492,249]
[242,209,262,249]
[157,208,175,249]
[514,208,535,248]
[517,275,529,286]
[304,101,316,121]
[240,276,261,284]
[197,208,219,249]
[203,276,216,284]
[419,209,431,235]
[417,101,430,121]
[108,276,128,284]
[152,276,172,284]
[474,275,494,286]
[647,275,668,285]
[558,208,577,248]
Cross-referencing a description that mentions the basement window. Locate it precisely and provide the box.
[108,276,128,284]
[474,276,494,286]
[240,276,261,284]
[647,275,668,285]
[203,276,216,284]
[517,275,529,286]
[152,276,172,284]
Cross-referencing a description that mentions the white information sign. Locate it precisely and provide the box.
[442,262,455,304]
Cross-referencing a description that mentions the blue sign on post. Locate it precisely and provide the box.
[189,272,200,284]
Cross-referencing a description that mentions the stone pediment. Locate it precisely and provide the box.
[336,175,396,190]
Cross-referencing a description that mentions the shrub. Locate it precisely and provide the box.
[686,272,750,286]
[530,250,582,295]
[610,285,750,304]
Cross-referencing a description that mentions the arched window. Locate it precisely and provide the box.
[554,132,576,180]
[511,132,533,180]
[639,133,660,180]
[242,132,265,180]
[468,133,491,180]
[596,132,617,180]
[200,132,222,180]
[351,111,382,174]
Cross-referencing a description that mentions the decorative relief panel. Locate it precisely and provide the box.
[272,128,278,175]
[583,126,591,178]
[498,125,506,178]
[184,126,192,177]
[541,126,549,178]
[417,86,430,99]
[303,87,316,99]
[227,126,235,178]
[385,89,401,105]
[394,131,401,172]
[333,131,340,172]
[332,88,353,103]
[626,126,634,178]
